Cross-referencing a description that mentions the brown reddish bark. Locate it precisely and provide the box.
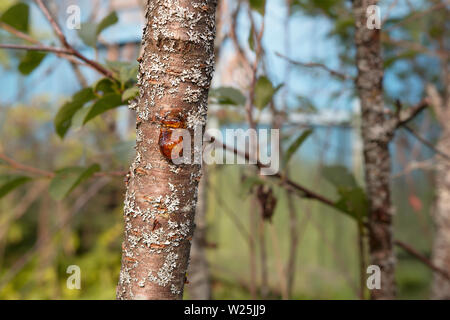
[186,167,212,299]
[116,0,217,300]
[353,0,396,299]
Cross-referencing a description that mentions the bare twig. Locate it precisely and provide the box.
[0,152,126,178]
[392,159,435,179]
[0,43,72,55]
[384,2,448,32]
[32,0,113,78]
[276,52,353,80]
[0,153,54,177]
[0,22,86,66]
[394,98,429,129]
[403,125,450,162]
[395,240,450,282]
[382,35,448,59]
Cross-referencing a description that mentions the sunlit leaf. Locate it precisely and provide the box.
[249,0,266,15]
[96,11,118,35]
[105,60,138,85]
[122,86,139,102]
[210,87,246,106]
[77,11,118,48]
[83,93,123,124]
[94,77,116,94]
[0,2,29,33]
[78,22,97,47]
[18,51,46,75]
[254,76,282,110]
[54,87,96,138]
[49,164,100,200]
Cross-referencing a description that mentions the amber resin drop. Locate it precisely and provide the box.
[158,117,185,162]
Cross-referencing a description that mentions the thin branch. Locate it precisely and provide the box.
[275,52,353,80]
[394,98,429,129]
[0,22,85,66]
[0,43,72,55]
[395,240,450,282]
[33,0,114,78]
[0,22,40,44]
[33,0,70,47]
[0,153,54,177]
[403,125,450,162]
[0,152,126,178]
[382,35,448,59]
[384,2,447,32]
[205,135,337,208]
[392,159,434,179]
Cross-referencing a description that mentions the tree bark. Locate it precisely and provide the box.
[117,0,217,300]
[432,129,450,299]
[353,0,396,299]
[431,67,450,299]
[186,167,212,299]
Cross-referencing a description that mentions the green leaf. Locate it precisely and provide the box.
[334,187,368,221]
[254,77,282,110]
[322,165,367,221]
[0,175,31,198]
[283,129,312,168]
[18,51,46,75]
[105,61,138,85]
[249,0,266,15]
[77,12,118,47]
[49,164,100,200]
[83,93,123,124]
[96,11,118,35]
[78,22,97,47]
[248,24,255,51]
[210,87,246,106]
[122,86,139,102]
[322,165,358,189]
[71,106,91,130]
[0,2,29,33]
[54,87,96,138]
[94,77,116,94]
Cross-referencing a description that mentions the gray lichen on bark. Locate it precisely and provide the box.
[117,0,217,300]
[432,130,450,299]
[353,0,396,299]
[431,70,450,299]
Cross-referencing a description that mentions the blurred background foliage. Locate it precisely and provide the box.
[0,0,447,299]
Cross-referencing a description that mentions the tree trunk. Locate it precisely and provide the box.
[431,67,450,299]
[117,0,217,300]
[186,167,212,299]
[353,0,396,299]
[432,129,450,299]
